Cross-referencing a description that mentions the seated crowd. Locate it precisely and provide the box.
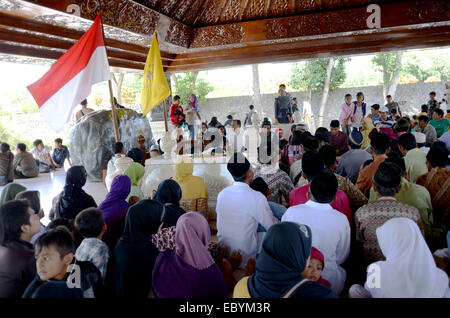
[0,94,449,299]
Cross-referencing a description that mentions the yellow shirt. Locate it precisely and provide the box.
[233,276,251,298]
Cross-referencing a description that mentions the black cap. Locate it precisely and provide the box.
[227,152,250,179]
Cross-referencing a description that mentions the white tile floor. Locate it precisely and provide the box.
[0,168,107,226]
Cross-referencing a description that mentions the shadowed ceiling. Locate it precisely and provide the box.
[0,0,449,72]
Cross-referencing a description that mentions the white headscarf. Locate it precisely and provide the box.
[365,218,449,298]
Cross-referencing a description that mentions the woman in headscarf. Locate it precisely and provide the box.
[0,182,26,204]
[54,166,97,221]
[173,157,209,216]
[113,199,164,298]
[152,212,228,298]
[350,217,450,298]
[151,179,187,253]
[233,222,336,298]
[123,162,145,201]
[361,117,375,150]
[98,175,131,250]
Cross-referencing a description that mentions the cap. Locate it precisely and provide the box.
[150,145,160,152]
[380,106,389,113]
[412,132,426,144]
[348,130,363,148]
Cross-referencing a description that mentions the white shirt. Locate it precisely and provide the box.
[228,128,245,152]
[282,200,351,295]
[30,146,51,165]
[107,154,125,175]
[216,182,279,268]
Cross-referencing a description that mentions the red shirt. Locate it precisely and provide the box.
[169,104,184,125]
[289,183,352,226]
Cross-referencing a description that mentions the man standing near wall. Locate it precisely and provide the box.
[274,85,292,124]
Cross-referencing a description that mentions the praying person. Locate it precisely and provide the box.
[367,153,433,243]
[98,175,131,250]
[74,208,110,283]
[361,117,375,150]
[113,199,163,298]
[216,153,278,268]
[106,142,130,175]
[30,139,56,173]
[153,179,186,225]
[52,138,71,168]
[23,229,102,298]
[250,177,287,221]
[416,144,450,238]
[149,145,162,159]
[53,166,97,221]
[0,183,26,205]
[415,115,437,146]
[336,130,372,184]
[398,133,428,183]
[289,151,352,225]
[152,212,228,298]
[13,143,39,179]
[319,145,368,212]
[350,218,449,298]
[329,120,349,155]
[233,222,336,298]
[355,162,424,264]
[282,170,350,295]
[356,132,390,196]
[123,162,145,201]
[173,157,209,216]
[0,200,40,298]
[253,148,294,206]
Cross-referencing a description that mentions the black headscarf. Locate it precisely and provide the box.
[153,179,186,229]
[247,222,335,298]
[113,199,164,298]
[55,166,97,220]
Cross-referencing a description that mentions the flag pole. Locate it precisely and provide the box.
[162,99,169,132]
[100,13,120,142]
[155,31,169,133]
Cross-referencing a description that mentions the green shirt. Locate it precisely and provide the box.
[429,118,450,137]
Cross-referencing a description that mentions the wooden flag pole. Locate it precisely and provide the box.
[162,99,169,132]
[100,12,120,142]
[108,80,120,142]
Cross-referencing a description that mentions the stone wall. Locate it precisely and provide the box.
[196,82,446,128]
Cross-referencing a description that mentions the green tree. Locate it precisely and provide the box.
[372,52,404,99]
[402,51,450,82]
[289,57,349,127]
[172,72,214,106]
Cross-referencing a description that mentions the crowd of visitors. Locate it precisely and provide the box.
[0,86,449,299]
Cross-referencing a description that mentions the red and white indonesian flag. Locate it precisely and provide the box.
[27,14,110,132]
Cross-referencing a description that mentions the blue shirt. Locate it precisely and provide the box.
[52,146,70,165]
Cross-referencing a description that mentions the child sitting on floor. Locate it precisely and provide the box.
[74,208,110,283]
[302,247,332,289]
[22,228,102,298]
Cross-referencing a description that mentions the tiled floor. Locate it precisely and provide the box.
[0,168,107,226]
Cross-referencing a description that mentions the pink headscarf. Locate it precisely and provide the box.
[188,93,199,112]
[175,212,214,270]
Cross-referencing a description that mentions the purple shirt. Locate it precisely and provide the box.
[330,131,349,154]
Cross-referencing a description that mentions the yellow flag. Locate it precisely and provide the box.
[140,31,170,117]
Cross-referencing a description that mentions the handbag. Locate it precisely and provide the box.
[281,278,310,298]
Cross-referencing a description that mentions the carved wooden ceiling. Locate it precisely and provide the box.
[0,0,449,72]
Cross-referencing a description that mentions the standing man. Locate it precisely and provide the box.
[385,95,402,117]
[427,91,439,118]
[274,86,292,124]
[244,105,259,127]
[75,99,94,121]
